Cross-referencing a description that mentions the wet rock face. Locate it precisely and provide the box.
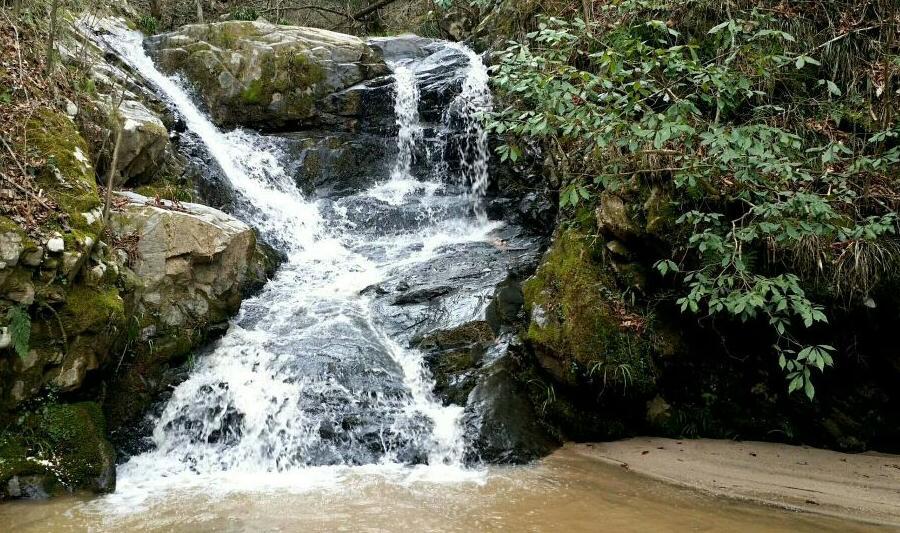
[146,21,390,129]
[417,321,495,406]
[463,353,559,464]
[0,402,116,500]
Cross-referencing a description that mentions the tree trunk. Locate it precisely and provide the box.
[196,0,204,23]
[45,0,60,75]
[150,0,163,20]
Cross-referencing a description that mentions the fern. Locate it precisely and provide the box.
[7,306,31,360]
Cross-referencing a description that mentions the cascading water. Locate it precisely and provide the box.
[97,28,511,506]
[390,64,424,181]
[439,43,494,219]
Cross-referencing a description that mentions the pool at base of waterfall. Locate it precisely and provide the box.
[0,446,876,532]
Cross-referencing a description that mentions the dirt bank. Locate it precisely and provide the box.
[576,438,900,527]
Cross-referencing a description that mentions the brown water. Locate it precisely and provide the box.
[0,446,882,532]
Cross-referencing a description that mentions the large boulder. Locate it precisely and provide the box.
[109,192,259,329]
[103,193,271,437]
[523,227,657,391]
[147,21,390,128]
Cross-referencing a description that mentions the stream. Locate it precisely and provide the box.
[0,23,883,532]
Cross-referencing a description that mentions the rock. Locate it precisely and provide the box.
[0,270,35,305]
[392,285,453,305]
[46,237,64,253]
[109,193,258,328]
[61,251,85,282]
[596,192,640,241]
[146,21,389,128]
[523,228,656,391]
[0,231,24,267]
[282,132,392,194]
[65,99,78,117]
[86,263,107,286]
[485,278,525,332]
[5,476,49,500]
[0,402,116,499]
[646,395,672,426]
[463,354,559,463]
[100,97,170,185]
[368,35,436,61]
[20,248,43,267]
[0,328,9,349]
[418,321,495,406]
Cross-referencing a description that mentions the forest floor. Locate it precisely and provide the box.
[576,438,900,527]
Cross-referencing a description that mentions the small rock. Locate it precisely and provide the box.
[0,231,25,266]
[0,327,10,349]
[62,251,84,281]
[21,248,44,267]
[86,263,108,286]
[65,99,78,117]
[46,236,65,253]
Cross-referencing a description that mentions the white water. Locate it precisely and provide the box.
[443,43,494,219]
[390,64,423,182]
[99,28,499,508]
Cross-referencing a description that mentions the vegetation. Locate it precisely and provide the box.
[477,0,899,400]
[5,306,30,359]
[133,0,444,35]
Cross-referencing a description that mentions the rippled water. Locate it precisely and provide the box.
[0,446,878,532]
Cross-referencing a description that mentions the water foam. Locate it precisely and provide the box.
[93,26,498,509]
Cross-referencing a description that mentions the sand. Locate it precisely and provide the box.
[576,438,900,527]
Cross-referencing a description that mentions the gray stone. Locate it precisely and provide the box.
[146,21,389,128]
[0,231,24,267]
[110,192,257,329]
[46,236,64,253]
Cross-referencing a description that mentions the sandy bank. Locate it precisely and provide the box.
[576,438,900,527]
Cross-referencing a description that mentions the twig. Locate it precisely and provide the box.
[0,134,29,178]
[0,169,53,210]
[258,4,350,19]
[1,10,29,104]
[810,25,878,53]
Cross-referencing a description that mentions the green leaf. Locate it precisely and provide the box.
[708,21,730,34]
[6,306,31,360]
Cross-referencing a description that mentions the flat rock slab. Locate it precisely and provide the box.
[576,438,900,527]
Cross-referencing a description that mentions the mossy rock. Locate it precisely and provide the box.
[418,321,496,405]
[0,402,115,498]
[147,21,388,128]
[24,109,102,232]
[60,285,125,336]
[523,227,656,394]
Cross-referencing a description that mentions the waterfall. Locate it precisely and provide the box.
[389,64,423,181]
[100,28,495,504]
[444,43,494,219]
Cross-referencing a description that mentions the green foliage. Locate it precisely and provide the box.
[488,5,900,399]
[6,306,31,360]
[137,14,159,35]
[231,7,259,21]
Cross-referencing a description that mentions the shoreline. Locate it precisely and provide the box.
[572,438,900,527]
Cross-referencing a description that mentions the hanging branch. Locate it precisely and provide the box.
[350,0,402,21]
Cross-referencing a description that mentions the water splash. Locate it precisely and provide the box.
[81,23,522,511]
[443,43,494,220]
[390,63,423,182]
